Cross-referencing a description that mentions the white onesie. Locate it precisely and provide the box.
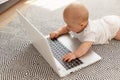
[70,15,120,45]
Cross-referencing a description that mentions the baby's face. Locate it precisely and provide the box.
[64,18,86,33]
[66,23,82,33]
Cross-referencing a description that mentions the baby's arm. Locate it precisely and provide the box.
[63,41,93,62]
[50,25,69,39]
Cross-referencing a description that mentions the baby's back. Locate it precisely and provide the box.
[92,15,120,44]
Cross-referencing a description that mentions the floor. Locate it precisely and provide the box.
[0,0,34,28]
[0,0,120,79]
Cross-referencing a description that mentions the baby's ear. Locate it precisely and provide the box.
[80,23,84,27]
[80,21,87,27]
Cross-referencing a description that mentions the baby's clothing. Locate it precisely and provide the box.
[70,15,120,45]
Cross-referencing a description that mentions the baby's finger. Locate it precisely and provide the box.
[67,58,73,62]
[50,33,55,39]
[63,58,69,62]
[63,54,69,59]
[54,33,58,38]
[63,56,69,62]
[64,56,72,62]
[54,34,58,38]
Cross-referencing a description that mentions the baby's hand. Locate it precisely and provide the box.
[50,31,59,39]
[62,52,76,62]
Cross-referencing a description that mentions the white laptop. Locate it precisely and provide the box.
[16,9,101,77]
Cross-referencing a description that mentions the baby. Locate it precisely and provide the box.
[50,2,120,62]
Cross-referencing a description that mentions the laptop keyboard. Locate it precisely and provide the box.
[47,38,83,70]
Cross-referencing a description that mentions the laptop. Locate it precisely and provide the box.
[16,9,101,77]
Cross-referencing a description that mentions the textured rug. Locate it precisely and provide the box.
[0,0,120,80]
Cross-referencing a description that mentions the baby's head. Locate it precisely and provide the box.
[63,2,89,33]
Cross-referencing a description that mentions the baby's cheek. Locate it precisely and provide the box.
[73,29,79,33]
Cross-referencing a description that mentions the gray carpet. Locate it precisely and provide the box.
[0,0,120,80]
